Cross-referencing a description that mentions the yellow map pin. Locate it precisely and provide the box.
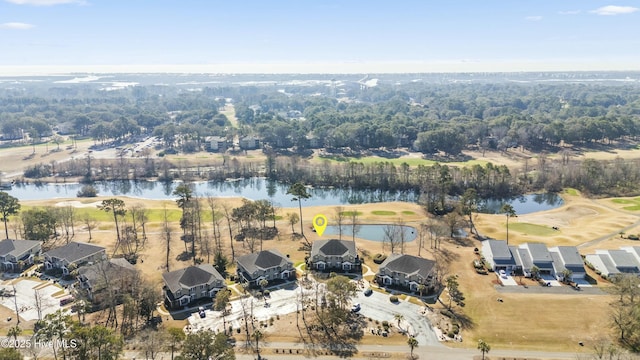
[313,214,328,237]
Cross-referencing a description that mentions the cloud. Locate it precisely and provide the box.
[525,16,543,21]
[590,5,638,15]
[0,22,35,29]
[5,0,83,5]
[559,10,581,15]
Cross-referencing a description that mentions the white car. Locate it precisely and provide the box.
[499,270,507,279]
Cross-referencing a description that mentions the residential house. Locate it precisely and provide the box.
[77,258,138,302]
[206,136,228,152]
[482,240,516,272]
[521,242,555,276]
[236,249,295,287]
[309,239,360,273]
[548,246,586,281]
[162,264,226,309]
[0,239,41,272]
[375,254,437,293]
[239,136,260,150]
[43,242,106,275]
[586,249,640,277]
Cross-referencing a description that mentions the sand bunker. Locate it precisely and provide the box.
[54,200,102,208]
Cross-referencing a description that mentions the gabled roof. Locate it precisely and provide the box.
[311,239,356,258]
[78,258,137,288]
[0,239,40,257]
[44,242,105,264]
[162,264,224,294]
[236,249,292,274]
[379,254,435,279]
[487,240,511,259]
[555,246,584,267]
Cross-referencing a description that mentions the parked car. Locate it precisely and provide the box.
[499,270,507,279]
[351,303,361,312]
[198,306,206,318]
[364,288,373,296]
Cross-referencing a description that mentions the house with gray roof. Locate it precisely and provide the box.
[44,242,106,275]
[310,239,360,273]
[586,248,640,278]
[375,254,437,293]
[548,246,586,281]
[236,249,294,288]
[77,258,138,302]
[482,240,517,272]
[162,264,226,309]
[521,242,555,276]
[0,239,41,272]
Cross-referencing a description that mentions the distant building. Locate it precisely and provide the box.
[586,248,640,277]
[205,136,228,152]
[236,249,295,287]
[162,264,226,309]
[239,136,260,150]
[0,239,41,272]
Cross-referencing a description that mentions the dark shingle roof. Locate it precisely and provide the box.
[236,249,292,274]
[0,239,39,257]
[45,242,105,264]
[311,239,356,258]
[78,258,136,288]
[162,264,224,294]
[380,254,435,279]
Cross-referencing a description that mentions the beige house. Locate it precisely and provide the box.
[309,239,360,273]
[44,242,106,275]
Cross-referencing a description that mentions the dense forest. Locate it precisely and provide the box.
[2,73,640,203]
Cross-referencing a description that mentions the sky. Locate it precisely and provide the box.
[0,0,639,73]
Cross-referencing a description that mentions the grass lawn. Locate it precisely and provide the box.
[508,222,557,236]
[611,197,640,210]
[401,211,415,215]
[564,188,580,196]
[340,211,363,216]
[371,210,396,216]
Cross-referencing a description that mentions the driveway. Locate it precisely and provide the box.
[353,290,441,347]
[0,279,71,321]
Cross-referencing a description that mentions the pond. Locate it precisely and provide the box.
[323,224,417,242]
[478,193,564,215]
[5,178,419,207]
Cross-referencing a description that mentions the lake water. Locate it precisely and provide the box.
[478,193,564,215]
[5,178,419,207]
[5,178,563,213]
[323,224,417,242]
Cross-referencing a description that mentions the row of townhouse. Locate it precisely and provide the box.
[163,239,439,309]
[585,247,640,277]
[482,240,587,282]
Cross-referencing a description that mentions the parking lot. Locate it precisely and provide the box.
[0,279,72,321]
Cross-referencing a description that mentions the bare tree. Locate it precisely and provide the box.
[206,195,222,253]
[349,208,361,242]
[33,289,43,321]
[82,214,97,241]
[383,224,402,254]
[333,206,346,240]
[163,205,172,272]
[222,203,236,262]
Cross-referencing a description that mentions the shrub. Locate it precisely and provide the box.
[447,331,455,338]
[77,185,98,197]
[389,295,399,303]
[382,321,390,331]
